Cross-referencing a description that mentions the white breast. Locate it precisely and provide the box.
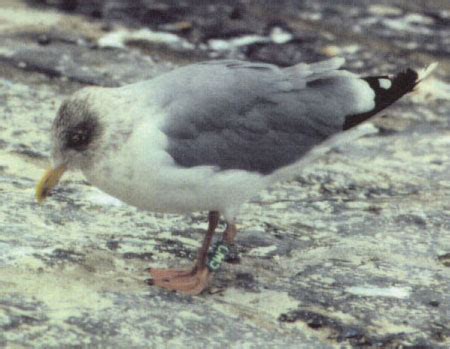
[83,119,267,221]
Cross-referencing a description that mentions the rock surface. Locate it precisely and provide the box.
[1,0,449,348]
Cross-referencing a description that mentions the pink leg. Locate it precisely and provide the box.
[147,211,219,295]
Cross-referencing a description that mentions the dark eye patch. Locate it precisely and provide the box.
[65,121,95,151]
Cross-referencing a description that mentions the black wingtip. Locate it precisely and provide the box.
[343,68,419,130]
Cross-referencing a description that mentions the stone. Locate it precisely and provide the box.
[1,1,449,348]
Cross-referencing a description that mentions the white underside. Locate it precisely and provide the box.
[83,114,376,222]
[83,118,268,221]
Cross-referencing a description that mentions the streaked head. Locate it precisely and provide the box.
[36,89,104,203]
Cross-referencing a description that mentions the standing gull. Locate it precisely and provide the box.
[35,57,436,295]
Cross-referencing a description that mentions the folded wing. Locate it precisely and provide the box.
[156,58,425,174]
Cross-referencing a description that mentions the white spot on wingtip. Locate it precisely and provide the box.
[378,78,392,89]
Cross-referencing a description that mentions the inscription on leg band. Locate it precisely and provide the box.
[207,241,230,272]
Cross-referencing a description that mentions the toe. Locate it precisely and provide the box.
[148,267,192,280]
[151,268,211,295]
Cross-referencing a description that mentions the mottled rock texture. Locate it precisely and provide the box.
[1,0,449,348]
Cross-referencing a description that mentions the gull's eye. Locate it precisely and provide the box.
[65,122,93,151]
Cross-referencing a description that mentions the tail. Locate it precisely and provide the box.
[343,62,438,130]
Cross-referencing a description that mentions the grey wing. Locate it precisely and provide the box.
[156,58,376,174]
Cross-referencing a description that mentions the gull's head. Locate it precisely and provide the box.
[36,89,105,203]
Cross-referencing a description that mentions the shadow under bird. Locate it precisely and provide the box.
[36,57,436,295]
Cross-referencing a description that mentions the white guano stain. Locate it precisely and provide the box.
[247,245,277,257]
[346,286,412,299]
[98,28,194,50]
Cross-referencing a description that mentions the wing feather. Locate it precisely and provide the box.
[155,59,379,174]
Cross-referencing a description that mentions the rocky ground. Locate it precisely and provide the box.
[0,0,449,348]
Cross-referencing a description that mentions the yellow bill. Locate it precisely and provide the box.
[35,164,67,203]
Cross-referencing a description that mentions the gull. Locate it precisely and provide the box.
[36,57,436,295]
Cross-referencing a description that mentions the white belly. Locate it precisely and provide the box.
[82,122,267,221]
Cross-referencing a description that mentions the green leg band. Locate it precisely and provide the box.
[207,241,230,272]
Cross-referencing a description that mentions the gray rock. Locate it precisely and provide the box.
[1,1,449,348]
